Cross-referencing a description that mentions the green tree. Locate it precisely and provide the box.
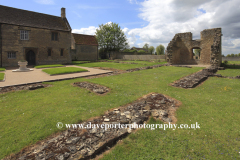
[230,53,235,57]
[143,43,149,52]
[137,50,146,54]
[148,46,155,54]
[156,44,165,55]
[238,53,240,56]
[96,22,128,58]
[226,54,231,57]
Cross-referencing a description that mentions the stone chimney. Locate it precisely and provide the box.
[61,7,66,18]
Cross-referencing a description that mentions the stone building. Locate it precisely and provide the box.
[166,28,222,67]
[0,5,94,67]
[71,33,98,61]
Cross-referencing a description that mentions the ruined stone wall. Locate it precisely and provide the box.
[1,24,72,67]
[72,44,98,61]
[166,28,222,66]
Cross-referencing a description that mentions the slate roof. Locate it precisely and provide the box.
[72,33,98,46]
[0,5,70,31]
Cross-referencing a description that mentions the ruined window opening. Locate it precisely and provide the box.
[193,48,201,59]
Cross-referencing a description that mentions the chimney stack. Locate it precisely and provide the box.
[61,7,66,18]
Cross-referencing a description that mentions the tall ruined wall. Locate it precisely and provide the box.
[166,28,222,66]
[1,24,72,67]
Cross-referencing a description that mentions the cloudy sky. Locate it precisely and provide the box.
[1,0,240,55]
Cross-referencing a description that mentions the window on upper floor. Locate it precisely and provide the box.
[51,32,58,41]
[8,52,16,59]
[20,30,29,40]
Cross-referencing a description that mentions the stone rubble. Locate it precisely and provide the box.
[171,68,218,88]
[73,82,110,94]
[0,83,52,94]
[6,93,179,160]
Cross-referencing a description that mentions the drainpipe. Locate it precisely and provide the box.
[97,45,98,61]
[0,23,2,67]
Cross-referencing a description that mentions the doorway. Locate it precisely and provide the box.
[26,50,36,65]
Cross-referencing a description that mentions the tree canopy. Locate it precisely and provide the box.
[143,43,149,51]
[148,46,155,54]
[96,22,128,58]
[156,44,165,55]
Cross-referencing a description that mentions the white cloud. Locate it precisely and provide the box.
[72,0,240,55]
[128,0,139,4]
[34,0,54,5]
[72,22,115,35]
[124,0,240,55]
[72,26,98,35]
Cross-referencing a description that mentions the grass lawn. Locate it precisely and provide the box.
[0,66,239,159]
[0,67,6,71]
[0,73,4,80]
[217,69,240,77]
[42,67,88,75]
[34,64,64,69]
[77,61,167,70]
[72,61,90,64]
[225,61,240,65]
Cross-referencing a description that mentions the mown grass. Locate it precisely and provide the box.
[77,61,167,70]
[0,73,5,80]
[42,67,88,75]
[34,64,64,69]
[0,66,239,159]
[217,69,240,77]
[0,67,6,71]
[225,61,240,64]
[72,61,90,64]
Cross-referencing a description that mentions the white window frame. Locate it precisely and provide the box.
[8,52,16,59]
[20,30,29,40]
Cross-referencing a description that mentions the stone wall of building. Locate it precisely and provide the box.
[71,44,98,61]
[1,24,72,67]
[166,28,222,67]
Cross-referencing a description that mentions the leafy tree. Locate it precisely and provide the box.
[96,22,128,58]
[148,46,155,54]
[222,54,225,57]
[226,54,231,57]
[143,43,149,52]
[230,53,235,57]
[238,53,240,56]
[156,44,165,55]
[138,50,146,53]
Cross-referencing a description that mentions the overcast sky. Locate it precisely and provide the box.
[1,0,240,55]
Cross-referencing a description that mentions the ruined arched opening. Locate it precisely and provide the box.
[192,47,201,60]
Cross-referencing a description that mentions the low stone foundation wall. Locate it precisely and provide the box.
[6,93,180,160]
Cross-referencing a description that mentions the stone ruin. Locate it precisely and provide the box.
[166,28,222,67]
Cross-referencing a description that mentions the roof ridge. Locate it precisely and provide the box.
[0,5,61,19]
